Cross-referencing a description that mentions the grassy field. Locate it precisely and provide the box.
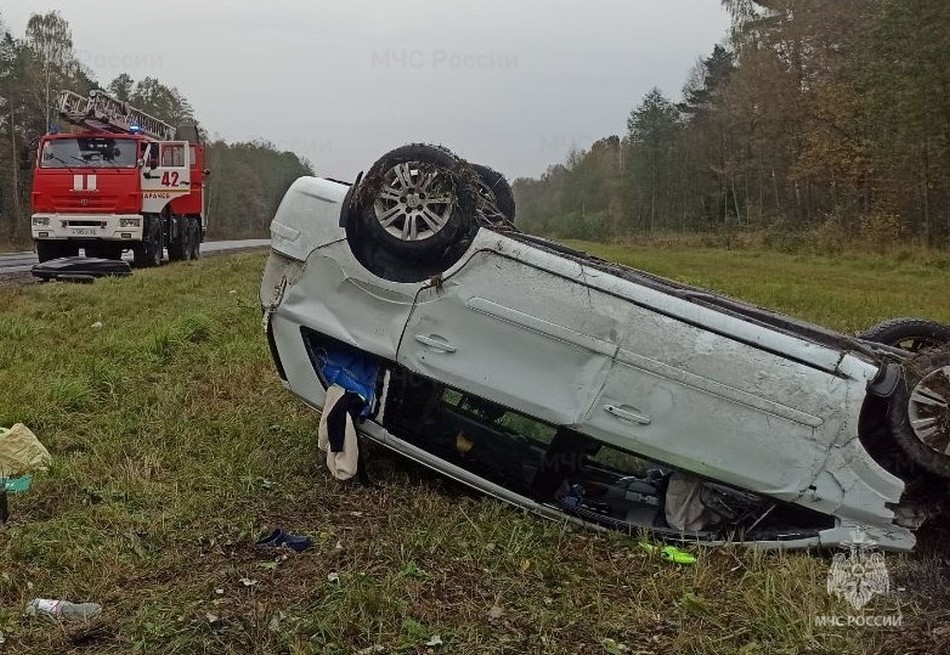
[0,246,947,654]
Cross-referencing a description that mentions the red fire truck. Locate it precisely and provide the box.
[31,89,207,266]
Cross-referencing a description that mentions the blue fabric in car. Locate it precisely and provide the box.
[316,346,378,416]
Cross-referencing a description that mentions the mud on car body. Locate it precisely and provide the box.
[261,144,950,552]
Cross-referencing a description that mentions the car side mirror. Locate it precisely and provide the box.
[203,168,211,177]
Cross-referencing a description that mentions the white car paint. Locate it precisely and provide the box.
[262,175,914,551]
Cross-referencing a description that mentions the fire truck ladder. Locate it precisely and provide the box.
[57,89,177,140]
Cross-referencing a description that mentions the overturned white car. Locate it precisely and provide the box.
[261,144,950,552]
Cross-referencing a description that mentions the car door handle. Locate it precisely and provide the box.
[415,334,457,353]
[604,404,652,425]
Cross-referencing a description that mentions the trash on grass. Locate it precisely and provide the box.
[0,424,51,478]
[639,541,697,565]
[2,475,33,494]
[255,527,312,553]
[26,598,102,620]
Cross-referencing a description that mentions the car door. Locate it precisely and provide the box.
[582,297,842,500]
[397,248,624,427]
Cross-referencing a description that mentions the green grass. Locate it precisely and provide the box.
[564,240,950,334]
[0,248,943,654]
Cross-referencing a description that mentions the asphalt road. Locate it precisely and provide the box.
[0,239,271,275]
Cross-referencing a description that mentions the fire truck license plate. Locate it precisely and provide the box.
[71,229,96,236]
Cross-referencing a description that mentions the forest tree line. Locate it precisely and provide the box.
[513,0,950,249]
[0,11,311,245]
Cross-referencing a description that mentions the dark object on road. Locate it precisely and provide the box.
[31,256,132,282]
[255,528,312,553]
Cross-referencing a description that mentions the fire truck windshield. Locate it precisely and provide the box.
[40,137,138,169]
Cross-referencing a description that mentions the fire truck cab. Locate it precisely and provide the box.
[31,90,206,267]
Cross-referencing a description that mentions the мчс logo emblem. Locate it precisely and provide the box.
[826,529,890,610]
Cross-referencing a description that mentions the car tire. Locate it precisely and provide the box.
[888,349,950,478]
[861,317,950,352]
[347,144,478,266]
[472,163,516,223]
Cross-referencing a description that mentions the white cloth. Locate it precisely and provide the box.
[317,385,360,481]
[664,471,722,532]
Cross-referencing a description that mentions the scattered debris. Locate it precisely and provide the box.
[91,321,103,329]
[30,256,132,282]
[639,541,697,565]
[0,424,50,523]
[425,635,443,648]
[356,646,386,655]
[603,637,629,654]
[0,424,51,477]
[238,578,258,587]
[26,598,102,620]
[254,528,312,553]
[2,475,33,493]
[327,572,340,583]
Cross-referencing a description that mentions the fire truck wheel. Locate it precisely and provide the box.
[188,219,201,260]
[167,232,186,262]
[85,245,123,260]
[35,241,63,263]
[134,217,164,268]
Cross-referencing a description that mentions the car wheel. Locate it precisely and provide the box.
[861,317,950,352]
[347,144,478,265]
[889,349,950,477]
[472,163,516,223]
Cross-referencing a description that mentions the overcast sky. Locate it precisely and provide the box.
[3,1,730,180]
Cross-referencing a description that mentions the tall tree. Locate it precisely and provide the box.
[23,11,74,128]
[625,88,681,231]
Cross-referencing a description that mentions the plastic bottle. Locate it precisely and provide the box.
[27,599,102,620]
